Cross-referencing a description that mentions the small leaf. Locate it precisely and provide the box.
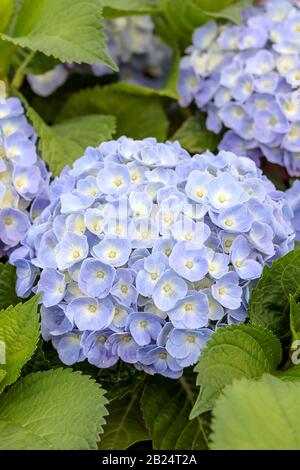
[0,295,40,393]
[290,295,300,342]
[171,115,219,154]
[0,369,108,449]
[0,263,20,310]
[248,249,300,347]
[279,365,300,382]
[0,0,116,69]
[57,83,169,141]
[22,99,116,176]
[99,388,149,450]
[141,370,210,450]
[211,375,300,450]
[191,324,282,419]
[202,0,250,24]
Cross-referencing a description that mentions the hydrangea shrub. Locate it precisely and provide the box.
[0,85,49,257]
[11,137,295,378]
[178,0,300,176]
[27,15,172,97]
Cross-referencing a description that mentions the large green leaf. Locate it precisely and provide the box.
[211,375,300,450]
[57,83,169,141]
[0,295,40,393]
[0,0,13,33]
[248,249,300,346]
[0,263,20,310]
[141,371,210,450]
[0,0,116,68]
[191,324,282,419]
[23,100,116,176]
[171,115,219,154]
[0,369,108,449]
[279,365,300,382]
[99,388,149,450]
[101,0,160,17]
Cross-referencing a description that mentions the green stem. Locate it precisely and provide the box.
[179,376,210,448]
[12,50,36,89]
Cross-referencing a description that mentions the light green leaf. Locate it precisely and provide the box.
[141,371,210,450]
[211,375,300,450]
[0,0,116,69]
[171,115,219,153]
[99,388,149,450]
[290,295,300,342]
[248,249,300,347]
[0,295,40,393]
[201,0,250,24]
[102,0,160,17]
[191,324,282,419]
[22,99,116,176]
[0,0,13,33]
[0,370,6,384]
[0,369,108,449]
[57,83,169,141]
[0,263,20,310]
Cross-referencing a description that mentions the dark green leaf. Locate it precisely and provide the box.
[0,263,20,310]
[171,115,219,153]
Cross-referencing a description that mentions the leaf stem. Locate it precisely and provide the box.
[179,376,209,448]
[12,50,36,89]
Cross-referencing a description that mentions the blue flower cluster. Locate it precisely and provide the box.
[178,0,300,176]
[11,137,295,378]
[0,84,49,256]
[27,16,171,97]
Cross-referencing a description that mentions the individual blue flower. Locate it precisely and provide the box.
[97,162,131,198]
[152,269,187,311]
[206,249,230,279]
[15,259,39,297]
[248,221,275,256]
[67,296,114,331]
[38,268,66,307]
[107,332,140,364]
[110,268,137,307]
[167,292,209,329]
[211,271,243,310]
[55,232,89,270]
[231,235,263,280]
[93,235,131,267]
[27,65,69,97]
[0,208,30,247]
[207,173,247,211]
[52,332,84,366]
[41,305,73,339]
[78,258,115,298]
[202,288,224,321]
[136,252,168,297]
[110,303,132,332]
[169,241,209,282]
[127,312,164,346]
[211,204,253,233]
[137,345,182,378]
[81,331,118,368]
[166,328,212,367]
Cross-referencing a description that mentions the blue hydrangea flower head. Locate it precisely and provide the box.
[178,0,300,176]
[11,137,295,378]
[0,83,50,256]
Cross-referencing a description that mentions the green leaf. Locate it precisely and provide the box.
[0,369,108,449]
[171,115,219,153]
[0,263,20,310]
[0,0,116,69]
[160,0,248,46]
[248,249,300,346]
[0,0,13,33]
[57,83,169,141]
[211,375,300,450]
[102,0,160,17]
[0,370,6,384]
[141,371,210,450]
[191,324,282,419]
[99,386,149,450]
[22,99,116,176]
[290,295,300,342]
[0,295,40,393]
